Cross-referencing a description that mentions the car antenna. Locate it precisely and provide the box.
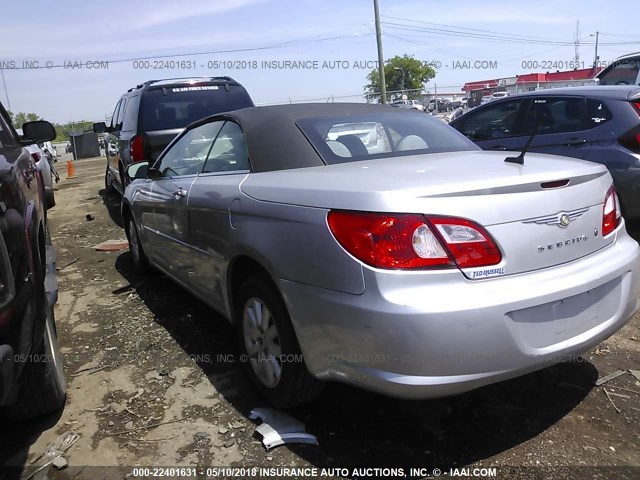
[505,108,545,165]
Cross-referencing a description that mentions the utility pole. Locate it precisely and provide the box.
[573,20,580,66]
[593,31,599,68]
[373,0,387,104]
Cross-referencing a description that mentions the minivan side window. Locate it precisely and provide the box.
[110,100,122,130]
[115,98,127,130]
[122,95,140,132]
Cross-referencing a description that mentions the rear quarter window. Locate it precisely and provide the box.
[586,99,613,127]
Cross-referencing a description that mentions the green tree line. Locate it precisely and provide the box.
[8,110,95,142]
[365,54,437,102]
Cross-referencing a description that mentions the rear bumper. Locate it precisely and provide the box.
[281,227,640,399]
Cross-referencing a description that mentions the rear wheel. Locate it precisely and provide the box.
[45,188,55,209]
[6,292,66,420]
[104,164,114,192]
[125,213,149,274]
[236,274,323,407]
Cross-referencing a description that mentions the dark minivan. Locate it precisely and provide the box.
[95,76,254,194]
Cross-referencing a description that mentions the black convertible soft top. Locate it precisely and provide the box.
[192,103,402,173]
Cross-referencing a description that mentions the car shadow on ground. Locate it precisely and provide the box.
[0,408,64,478]
[98,188,123,228]
[114,252,596,470]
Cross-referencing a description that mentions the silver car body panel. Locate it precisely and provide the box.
[125,123,640,399]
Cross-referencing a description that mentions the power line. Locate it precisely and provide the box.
[382,20,640,47]
[2,32,374,70]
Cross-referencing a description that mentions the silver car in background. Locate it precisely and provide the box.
[122,103,640,407]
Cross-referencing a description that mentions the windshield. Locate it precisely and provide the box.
[140,84,254,131]
[297,112,479,165]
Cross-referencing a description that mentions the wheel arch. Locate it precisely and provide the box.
[226,254,278,324]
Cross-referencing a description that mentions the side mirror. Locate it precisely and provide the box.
[21,121,56,144]
[93,122,108,134]
[125,161,149,182]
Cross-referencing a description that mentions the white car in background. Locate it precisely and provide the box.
[391,99,425,111]
[39,141,58,163]
[17,129,56,208]
[492,91,511,100]
[480,94,493,106]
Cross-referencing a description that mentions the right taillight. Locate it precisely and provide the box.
[130,135,144,162]
[602,185,622,237]
[618,125,640,154]
[30,152,41,162]
[327,211,501,270]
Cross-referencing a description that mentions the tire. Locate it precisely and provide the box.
[125,213,149,274]
[45,188,55,209]
[235,273,323,408]
[6,293,66,420]
[104,164,114,192]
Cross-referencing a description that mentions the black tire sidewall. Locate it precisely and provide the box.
[125,214,148,273]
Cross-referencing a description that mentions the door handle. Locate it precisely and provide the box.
[491,145,507,151]
[172,187,187,199]
[566,138,587,146]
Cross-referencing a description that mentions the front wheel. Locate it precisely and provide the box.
[236,274,323,407]
[5,294,66,420]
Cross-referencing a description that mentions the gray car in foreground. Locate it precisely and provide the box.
[122,103,640,407]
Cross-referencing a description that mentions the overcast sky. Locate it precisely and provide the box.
[1,0,638,123]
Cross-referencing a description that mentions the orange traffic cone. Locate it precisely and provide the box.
[66,159,76,179]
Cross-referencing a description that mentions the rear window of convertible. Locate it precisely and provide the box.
[297,112,479,164]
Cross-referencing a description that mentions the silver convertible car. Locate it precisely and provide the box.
[122,103,640,407]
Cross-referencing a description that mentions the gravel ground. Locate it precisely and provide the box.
[1,157,639,480]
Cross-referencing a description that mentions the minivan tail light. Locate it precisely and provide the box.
[602,185,622,237]
[130,135,144,162]
[30,152,41,162]
[327,211,501,270]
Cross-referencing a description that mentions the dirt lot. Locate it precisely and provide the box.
[1,157,639,479]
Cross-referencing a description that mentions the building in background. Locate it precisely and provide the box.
[462,67,603,107]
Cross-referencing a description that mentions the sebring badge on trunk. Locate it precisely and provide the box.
[537,235,589,252]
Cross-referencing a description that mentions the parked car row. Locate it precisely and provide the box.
[103,77,640,408]
[0,100,66,420]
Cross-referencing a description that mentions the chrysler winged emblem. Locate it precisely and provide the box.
[522,207,588,228]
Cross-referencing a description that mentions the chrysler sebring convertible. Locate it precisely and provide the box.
[121,103,640,407]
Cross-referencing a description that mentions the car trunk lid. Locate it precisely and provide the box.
[241,150,616,277]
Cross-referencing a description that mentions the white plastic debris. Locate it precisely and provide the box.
[249,407,318,450]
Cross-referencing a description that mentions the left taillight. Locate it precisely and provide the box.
[327,211,502,270]
[602,185,622,237]
[130,135,144,162]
